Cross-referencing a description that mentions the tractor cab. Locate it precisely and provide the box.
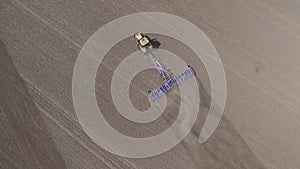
[134,32,153,52]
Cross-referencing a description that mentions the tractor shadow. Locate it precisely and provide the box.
[150,39,161,49]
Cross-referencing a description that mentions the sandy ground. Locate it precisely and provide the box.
[1,0,300,169]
